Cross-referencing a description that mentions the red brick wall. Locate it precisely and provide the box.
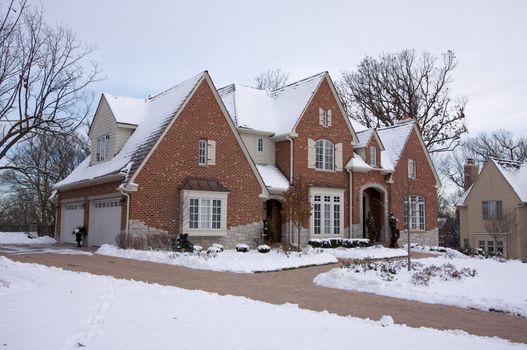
[389,128,438,231]
[130,79,264,233]
[292,78,355,228]
[275,140,291,182]
[351,171,390,224]
[56,181,125,240]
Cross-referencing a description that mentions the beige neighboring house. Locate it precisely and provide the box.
[457,158,527,261]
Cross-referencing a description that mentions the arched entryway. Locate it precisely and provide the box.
[264,199,283,243]
[360,184,388,243]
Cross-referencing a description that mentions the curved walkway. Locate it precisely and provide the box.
[2,246,527,344]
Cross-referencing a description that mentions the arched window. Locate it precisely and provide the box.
[315,139,334,170]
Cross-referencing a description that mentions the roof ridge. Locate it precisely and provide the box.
[377,119,415,131]
[270,71,326,93]
[148,71,205,101]
[491,157,525,166]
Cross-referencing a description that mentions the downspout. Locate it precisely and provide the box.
[286,135,294,246]
[119,182,138,237]
[347,168,353,239]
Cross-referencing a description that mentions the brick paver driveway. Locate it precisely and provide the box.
[1,243,526,344]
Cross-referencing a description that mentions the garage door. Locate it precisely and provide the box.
[88,198,122,246]
[60,202,84,244]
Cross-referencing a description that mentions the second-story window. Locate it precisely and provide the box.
[315,139,334,170]
[370,146,377,166]
[257,137,264,152]
[96,134,110,162]
[408,159,417,179]
[198,139,208,165]
[319,108,332,127]
[482,200,502,220]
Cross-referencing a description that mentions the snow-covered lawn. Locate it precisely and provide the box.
[322,245,408,260]
[315,255,527,317]
[0,232,55,244]
[0,257,524,350]
[96,244,338,273]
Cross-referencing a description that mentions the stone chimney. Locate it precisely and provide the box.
[463,159,479,191]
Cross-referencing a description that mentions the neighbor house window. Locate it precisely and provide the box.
[408,159,417,179]
[497,241,504,254]
[403,196,425,230]
[370,146,377,166]
[478,240,485,250]
[315,140,334,170]
[188,198,223,230]
[487,240,494,254]
[463,239,469,249]
[257,137,264,152]
[482,200,502,220]
[313,193,342,235]
[96,134,110,162]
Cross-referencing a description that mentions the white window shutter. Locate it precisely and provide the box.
[207,140,216,165]
[308,138,316,169]
[335,143,343,171]
[327,110,332,127]
[319,108,325,126]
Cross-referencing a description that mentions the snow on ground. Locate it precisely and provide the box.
[315,255,527,317]
[0,245,93,256]
[405,243,467,258]
[96,244,338,273]
[0,257,524,350]
[0,232,55,244]
[322,245,408,260]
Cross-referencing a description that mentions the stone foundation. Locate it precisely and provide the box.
[130,220,169,236]
[397,228,439,246]
[188,222,264,250]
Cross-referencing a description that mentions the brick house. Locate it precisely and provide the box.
[53,71,440,248]
[457,158,527,261]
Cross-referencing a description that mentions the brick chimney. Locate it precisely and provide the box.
[463,159,479,191]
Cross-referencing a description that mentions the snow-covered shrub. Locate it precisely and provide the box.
[207,246,222,254]
[308,238,370,249]
[212,243,224,252]
[236,244,250,253]
[115,233,146,250]
[145,233,171,251]
[257,244,271,253]
[193,245,203,252]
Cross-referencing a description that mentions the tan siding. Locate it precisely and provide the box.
[462,160,523,259]
[239,132,275,165]
[519,206,527,261]
[115,127,134,155]
[89,98,118,164]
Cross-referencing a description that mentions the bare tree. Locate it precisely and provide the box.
[281,177,312,251]
[484,208,517,258]
[1,132,88,234]
[439,129,527,190]
[254,68,289,91]
[338,49,467,153]
[0,1,100,168]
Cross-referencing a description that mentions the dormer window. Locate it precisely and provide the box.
[370,146,377,167]
[96,134,110,162]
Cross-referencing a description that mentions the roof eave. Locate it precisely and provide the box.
[54,173,125,192]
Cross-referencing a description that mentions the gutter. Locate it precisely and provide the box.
[285,134,294,246]
[54,173,125,192]
[119,182,138,237]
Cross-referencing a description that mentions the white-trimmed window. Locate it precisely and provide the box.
[482,200,502,220]
[256,137,264,152]
[198,139,216,166]
[408,159,417,179]
[319,108,332,127]
[96,134,110,162]
[497,240,504,255]
[403,195,425,230]
[182,190,227,236]
[370,146,377,166]
[310,188,344,236]
[315,139,334,170]
[198,139,208,165]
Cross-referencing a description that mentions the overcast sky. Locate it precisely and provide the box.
[38,0,526,136]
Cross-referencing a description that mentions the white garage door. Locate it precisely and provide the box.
[60,202,84,244]
[88,198,122,246]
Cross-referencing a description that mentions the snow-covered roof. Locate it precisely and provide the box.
[355,129,373,148]
[255,164,290,192]
[55,72,205,189]
[346,153,373,172]
[493,159,527,202]
[349,118,368,133]
[456,184,472,206]
[218,72,325,134]
[376,120,415,170]
[103,93,147,125]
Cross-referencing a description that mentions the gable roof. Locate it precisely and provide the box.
[376,120,415,170]
[493,159,527,202]
[103,93,147,126]
[54,72,205,190]
[218,72,326,134]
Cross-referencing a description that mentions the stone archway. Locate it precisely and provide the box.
[359,183,389,243]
